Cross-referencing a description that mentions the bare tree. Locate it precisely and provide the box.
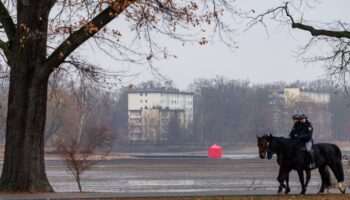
[190,77,274,144]
[248,0,350,90]
[55,123,114,192]
[0,0,237,191]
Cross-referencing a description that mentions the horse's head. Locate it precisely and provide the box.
[257,134,269,159]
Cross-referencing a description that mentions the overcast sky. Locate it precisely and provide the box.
[84,0,350,90]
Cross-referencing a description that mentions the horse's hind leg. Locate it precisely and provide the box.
[318,166,327,194]
[297,170,306,195]
[328,160,346,193]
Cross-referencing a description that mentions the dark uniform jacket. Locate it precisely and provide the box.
[289,122,301,139]
[296,120,313,143]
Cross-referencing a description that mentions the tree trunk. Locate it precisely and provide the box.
[75,172,82,192]
[0,1,53,192]
[0,67,53,192]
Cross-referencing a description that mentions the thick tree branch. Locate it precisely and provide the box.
[0,1,15,43]
[283,3,350,39]
[291,23,350,39]
[44,0,135,74]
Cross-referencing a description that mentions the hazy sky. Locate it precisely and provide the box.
[85,0,350,90]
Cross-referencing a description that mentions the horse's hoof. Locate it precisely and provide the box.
[338,182,346,194]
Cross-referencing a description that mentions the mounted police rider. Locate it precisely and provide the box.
[289,114,315,169]
[289,114,301,139]
[299,114,315,169]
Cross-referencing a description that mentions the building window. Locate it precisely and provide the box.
[145,93,148,96]
[145,106,148,109]
[140,93,143,96]
[140,100,143,103]
[145,100,148,103]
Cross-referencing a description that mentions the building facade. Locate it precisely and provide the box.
[128,88,193,144]
[283,88,330,105]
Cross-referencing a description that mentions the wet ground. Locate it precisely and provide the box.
[42,156,348,196]
[43,156,350,196]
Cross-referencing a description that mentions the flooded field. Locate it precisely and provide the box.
[0,156,348,196]
[42,156,350,196]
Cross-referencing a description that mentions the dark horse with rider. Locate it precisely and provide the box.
[257,114,346,195]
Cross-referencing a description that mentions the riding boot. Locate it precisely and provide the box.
[308,151,316,170]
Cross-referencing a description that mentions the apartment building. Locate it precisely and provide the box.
[128,88,193,143]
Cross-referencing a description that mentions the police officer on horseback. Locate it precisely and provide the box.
[289,114,301,139]
[291,114,316,169]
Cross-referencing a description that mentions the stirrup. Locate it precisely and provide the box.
[309,163,316,170]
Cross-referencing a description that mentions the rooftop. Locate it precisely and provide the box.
[128,88,193,95]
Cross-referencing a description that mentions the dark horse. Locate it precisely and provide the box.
[267,134,346,194]
[257,135,311,194]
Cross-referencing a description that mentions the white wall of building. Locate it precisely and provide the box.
[128,90,194,143]
[283,88,330,105]
[128,91,193,122]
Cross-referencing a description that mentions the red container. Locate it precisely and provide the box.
[208,144,222,158]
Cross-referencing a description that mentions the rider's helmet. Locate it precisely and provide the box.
[299,114,307,119]
[292,114,300,120]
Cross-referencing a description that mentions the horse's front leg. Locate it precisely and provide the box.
[305,170,311,188]
[297,169,306,195]
[285,173,290,194]
[277,166,285,194]
[277,167,290,194]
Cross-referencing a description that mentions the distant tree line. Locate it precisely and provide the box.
[110,78,350,145]
[0,78,348,146]
[189,77,350,144]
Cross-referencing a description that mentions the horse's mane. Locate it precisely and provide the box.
[273,136,291,142]
[269,135,303,155]
[264,135,291,143]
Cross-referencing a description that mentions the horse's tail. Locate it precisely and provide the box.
[318,143,345,183]
[332,144,345,183]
